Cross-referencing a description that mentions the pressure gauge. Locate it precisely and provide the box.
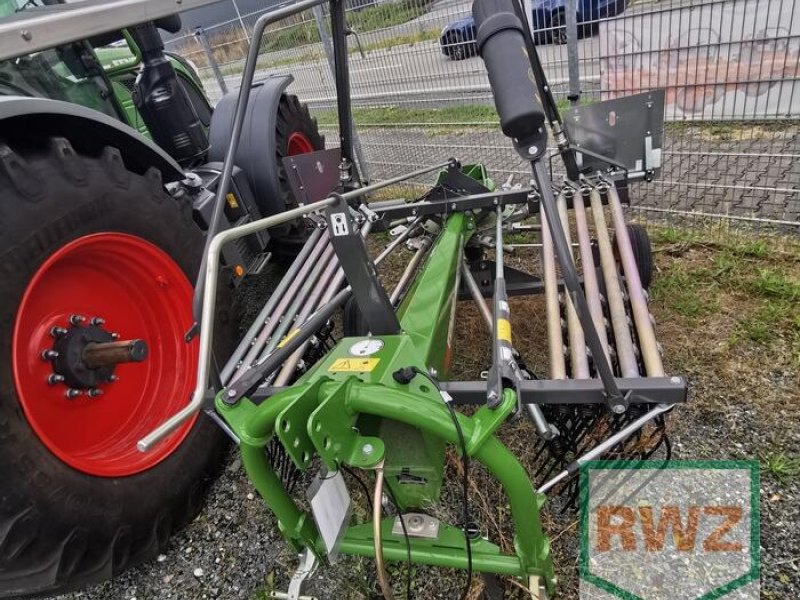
[348,339,384,356]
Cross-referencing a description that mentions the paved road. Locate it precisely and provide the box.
[195,0,603,106]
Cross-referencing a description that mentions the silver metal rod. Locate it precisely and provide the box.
[572,189,610,368]
[355,161,452,203]
[557,191,589,380]
[389,237,432,305]
[537,404,674,494]
[272,221,373,386]
[540,208,566,380]
[460,259,493,331]
[221,227,324,384]
[257,244,338,361]
[376,217,423,263]
[230,231,332,384]
[138,196,336,452]
[605,185,664,377]
[589,188,639,378]
[273,255,342,386]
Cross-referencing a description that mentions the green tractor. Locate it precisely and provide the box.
[0,1,323,596]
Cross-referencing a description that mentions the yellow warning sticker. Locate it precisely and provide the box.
[226,192,239,209]
[277,329,300,349]
[497,318,512,343]
[328,358,380,372]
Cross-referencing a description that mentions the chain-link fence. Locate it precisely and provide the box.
[165,0,799,233]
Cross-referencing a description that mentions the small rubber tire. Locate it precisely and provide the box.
[448,32,467,61]
[616,223,654,290]
[0,139,228,598]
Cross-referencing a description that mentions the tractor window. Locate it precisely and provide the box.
[0,45,120,118]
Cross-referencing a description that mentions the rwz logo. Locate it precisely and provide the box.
[580,461,759,600]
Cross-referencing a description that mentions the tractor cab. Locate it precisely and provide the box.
[0,0,211,155]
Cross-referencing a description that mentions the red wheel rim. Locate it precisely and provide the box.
[12,233,198,477]
[287,131,315,155]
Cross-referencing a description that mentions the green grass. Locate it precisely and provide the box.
[749,268,800,302]
[347,0,433,32]
[315,99,578,130]
[761,452,800,485]
[649,269,719,319]
[315,104,501,127]
[354,28,439,54]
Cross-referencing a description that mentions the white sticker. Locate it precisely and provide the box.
[331,212,349,237]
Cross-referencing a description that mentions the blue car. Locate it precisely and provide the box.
[439,0,628,60]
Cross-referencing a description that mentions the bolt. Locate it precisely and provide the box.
[90,317,106,326]
[88,388,103,398]
[428,367,438,378]
[41,349,59,360]
[20,30,32,41]
[110,333,120,340]
[227,388,237,398]
[69,314,86,326]
[670,376,681,385]
[50,326,68,337]
[451,203,457,210]
[612,404,626,414]
[362,443,374,455]
[108,374,119,382]
[528,146,538,155]
[47,374,65,385]
[65,388,81,399]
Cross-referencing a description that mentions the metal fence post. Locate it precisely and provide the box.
[564,0,580,106]
[312,4,371,183]
[194,27,229,95]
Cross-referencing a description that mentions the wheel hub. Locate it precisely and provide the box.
[12,232,198,477]
[44,314,149,396]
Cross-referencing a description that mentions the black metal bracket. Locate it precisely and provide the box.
[325,194,400,335]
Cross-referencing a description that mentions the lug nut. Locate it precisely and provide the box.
[69,314,86,326]
[110,332,120,340]
[108,374,119,382]
[40,349,59,360]
[65,388,81,399]
[90,317,106,326]
[50,326,68,337]
[47,374,65,385]
[88,388,103,398]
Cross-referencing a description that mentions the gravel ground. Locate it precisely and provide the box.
[57,229,799,600]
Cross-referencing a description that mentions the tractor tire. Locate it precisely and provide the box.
[271,94,325,259]
[0,139,229,598]
[615,223,654,290]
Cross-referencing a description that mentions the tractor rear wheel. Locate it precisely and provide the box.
[0,139,228,598]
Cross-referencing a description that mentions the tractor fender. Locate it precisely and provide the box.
[0,96,184,182]
[207,74,293,217]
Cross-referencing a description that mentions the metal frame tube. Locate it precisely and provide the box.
[532,162,625,410]
[556,191,589,379]
[604,184,664,377]
[230,232,332,383]
[588,187,639,378]
[572,189,609,367]
[537,403,674,494]
[272,257,342,386]
[540,208,566,380]
[389,237,432,305]
[221,227,324,383]
[460,260,493,331]
[256,243,338,361]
